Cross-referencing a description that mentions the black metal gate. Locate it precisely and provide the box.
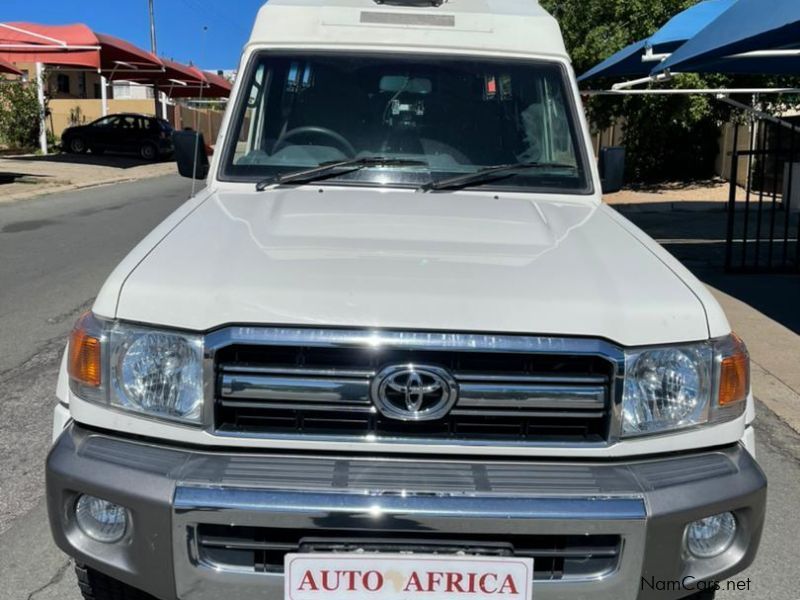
[726,117,800,273]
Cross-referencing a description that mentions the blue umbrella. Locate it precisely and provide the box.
[579,0,736,82]
[578,40,651,82]
[654,0,800,74]
[667,53,800,75]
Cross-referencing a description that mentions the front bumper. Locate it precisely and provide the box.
[47,424,766,600]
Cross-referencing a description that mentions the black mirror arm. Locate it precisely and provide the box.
[173,131,210,181]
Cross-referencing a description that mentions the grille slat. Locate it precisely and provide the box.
[214,337,614,444]
[220,364,377,378]
[196,525,622,582]
[220,400,376,413]
[221,374,373,404]
[458,383,606,409]
[450,409,606,419]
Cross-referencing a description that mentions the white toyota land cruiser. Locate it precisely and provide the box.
[47,1,766,599]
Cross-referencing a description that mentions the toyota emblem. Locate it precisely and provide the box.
[370,364,458,421]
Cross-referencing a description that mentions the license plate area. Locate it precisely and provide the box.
[285,553,534,600]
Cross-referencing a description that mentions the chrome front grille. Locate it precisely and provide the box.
[209,328,618,445]
[195,525,623,582]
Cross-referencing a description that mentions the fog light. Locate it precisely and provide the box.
[686,512,736,558]
[75,495,128,543]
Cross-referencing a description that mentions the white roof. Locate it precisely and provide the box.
[248,0,568,58]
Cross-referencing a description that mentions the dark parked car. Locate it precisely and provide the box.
[62,113,174,161]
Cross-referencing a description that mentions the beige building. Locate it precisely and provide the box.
[11,62,159,138]
[8,62,225,144]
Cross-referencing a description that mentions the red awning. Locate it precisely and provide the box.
[0,22,225,95]
[95,32,163,76]
[158,58,205,85]
[123,58,227,96]
[0,22,100,68]
[166,69,233,98]
[0,56,22,75]
[0,24,163,76]
[125,57,202,83]
[200,70,233,97]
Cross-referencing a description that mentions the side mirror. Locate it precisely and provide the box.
[599,146,625,194]
[173,131,210,180]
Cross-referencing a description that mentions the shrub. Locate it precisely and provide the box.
[68,105,87,127]
[0,81,42,151]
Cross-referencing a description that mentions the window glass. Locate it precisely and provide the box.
[116,116,139,130]
[93,116,118,128]
[56,74,70,95]
[223,53,590,193]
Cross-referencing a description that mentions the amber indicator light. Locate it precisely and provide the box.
[719,336,748,406]
[68,328,101,387]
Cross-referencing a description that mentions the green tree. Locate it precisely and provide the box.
[0,80,42,151]
[540,0,730,182]
[542,0,695,77]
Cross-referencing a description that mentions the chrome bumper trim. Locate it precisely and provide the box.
[174,487,647,520]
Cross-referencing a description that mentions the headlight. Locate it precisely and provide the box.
[110,326,204,423]
[622,345,712,435]
[621,335,749,437]
[68,313,205,425]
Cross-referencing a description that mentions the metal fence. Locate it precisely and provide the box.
[726,118,800,273]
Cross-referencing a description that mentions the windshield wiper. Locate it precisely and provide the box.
[417,161,578,192]
[256,157,428,190]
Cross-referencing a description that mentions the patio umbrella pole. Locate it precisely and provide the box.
[100,72,108,117]
[35,61,47,155]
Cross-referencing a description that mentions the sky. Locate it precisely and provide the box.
[2,0,266,70]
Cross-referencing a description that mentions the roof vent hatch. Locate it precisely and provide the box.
[373,0,445,8]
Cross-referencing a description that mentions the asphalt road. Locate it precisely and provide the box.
[0,179,798,600]
[0,175,192,534]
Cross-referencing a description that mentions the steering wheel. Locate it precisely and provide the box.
[272,126,357,158]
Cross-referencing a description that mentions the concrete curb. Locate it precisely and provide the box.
[608,201,730,213]
[0,170,177,205]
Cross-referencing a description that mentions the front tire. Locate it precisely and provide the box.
[139,142,158,161]
[67,136,87,154]
[75,564,157,600]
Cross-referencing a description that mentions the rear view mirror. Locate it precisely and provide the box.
[173,131,210,180]
[379,76,432,95]
[599,146,625,194]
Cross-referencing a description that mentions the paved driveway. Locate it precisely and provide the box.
[0,153,177,204]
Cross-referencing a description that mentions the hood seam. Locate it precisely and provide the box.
[113,189,215,318]
[601,206,712,340]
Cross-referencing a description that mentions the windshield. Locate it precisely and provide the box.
[221,53,592,193]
